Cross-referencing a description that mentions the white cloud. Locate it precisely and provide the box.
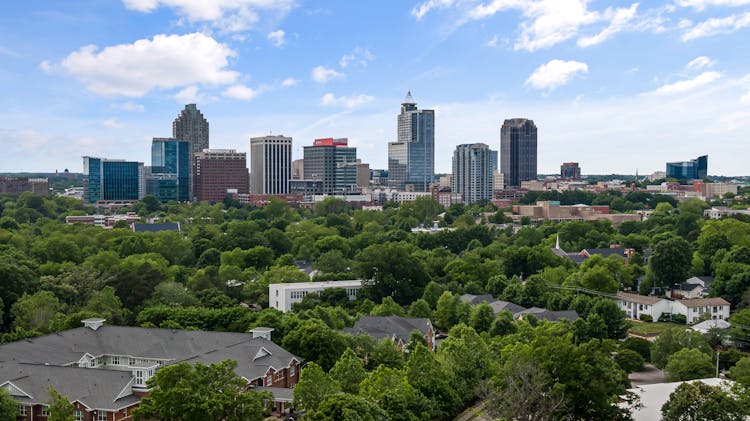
[320,93,374,108]
[38,60,53,73]
[267,30,285,47]
[741,91,750,104]
[485,35,499,47]
[652,71,721,95]
[281,77,299,87]
[56,33,238,97]
[686,56,716,71]
[222,84,259,101]
[577,3,638,47]
[682,11,750,41]
[525,59,589,91]
[311,66,343,83]
[339,47,375,68]
[122,0,294,33]
[412,0,455,20]
[102,118,125,129]
[111,101,145,112]
[676,0,750,10]
[174,85,204,103]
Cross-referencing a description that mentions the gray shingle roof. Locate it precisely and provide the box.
[459,294,495,305]
[0,362,139,411]
[488,300,527,315]
[344,316,431,344]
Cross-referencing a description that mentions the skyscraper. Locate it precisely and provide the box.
[147,138,190,202]
[173,104,209,199]
[303,138,358,194]
[250,135,292,194]
[452,143,495,204]
[500,118,537,189]
[666,155,708,180]
[83,157,143,204]
[194,149,249,203]
[388,92,434,191]
[560,162,581,180]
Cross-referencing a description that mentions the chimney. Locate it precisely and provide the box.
[82,318,106,330]
[249,327,274,341]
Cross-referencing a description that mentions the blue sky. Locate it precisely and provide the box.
[1,0,749,175]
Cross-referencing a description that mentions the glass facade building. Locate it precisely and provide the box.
[303,138,358,194]
[148,138,190,202]
[452,143,495,204]
[173,104,209,199]
[83,157,142,204]
[500,118,537,188]
[666,155,708,180]
[388,92,434,191]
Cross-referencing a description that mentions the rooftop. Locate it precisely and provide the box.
[617,292,666,305]
[677,297,730,307]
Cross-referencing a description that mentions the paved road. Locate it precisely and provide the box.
[629,364,667,386]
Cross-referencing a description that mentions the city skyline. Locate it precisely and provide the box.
[1,1,750,175]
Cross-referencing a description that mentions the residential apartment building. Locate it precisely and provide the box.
[388,92,435,191]
[269,280,362,312]
[343,316,437,351]
[451,143,495,204]
[617,292,673,321]
[193,149,249,203]
[250,135,292,194]
[500,118,537,188]
[672,297,730,324]
[303,138,357,194]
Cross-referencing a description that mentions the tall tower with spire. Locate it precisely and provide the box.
[388,91,435,191]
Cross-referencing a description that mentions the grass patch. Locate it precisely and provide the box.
[627,321,683,336]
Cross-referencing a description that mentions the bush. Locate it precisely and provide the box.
[672,314,687,325]
[615,349,645,373]
[639,314,653,322]
[621,337,652,362]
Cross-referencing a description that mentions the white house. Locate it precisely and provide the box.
[672,297,730,324]
[617,292,672,321]
[269,280,363,312]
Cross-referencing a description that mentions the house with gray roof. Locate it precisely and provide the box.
[344,316,436,351]
[0,319,302,418]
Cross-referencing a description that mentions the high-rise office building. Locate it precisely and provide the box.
[303,138,358,194]
[388,92,434,191]
[250,135,292,194]
[194,149,249,202]
[666,155,708,180]
[452,143,495,204]
[173,104,209,199]
[500,118,537,188]
[147,138,191,202]
[83,157,143,204]
[560,162,581,180]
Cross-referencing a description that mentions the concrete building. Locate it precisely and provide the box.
[0,177,49,197]
[250,135,292,195]
[560,162,581,180]
[291,159,304,180]
[388,92,434,191]
[666,155,707,180]
[172,104,209,199]
[194,149,249,203]
[303,138,357,194]
[511,201,640,224]
[500,118,537,188]
[356,160,370,189]
[83,157,144,204]
[451,143,495,204]
[269,280,363,312]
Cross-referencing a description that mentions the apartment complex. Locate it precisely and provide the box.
[451,143,496,204]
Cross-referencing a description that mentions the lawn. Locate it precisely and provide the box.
[627,321,684,336]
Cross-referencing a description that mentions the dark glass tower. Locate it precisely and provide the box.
[303,138,357,194]
[666,155,708,180]
[173,104,209,199]
[83,157,142,204]
[500,118,537,188]
[388,92,434,191]
[148,138,191,202]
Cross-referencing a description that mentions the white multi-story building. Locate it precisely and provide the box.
[672,297,730,324]
[617,292,673,321]
[618,293,731,324]
[269,280,363,312]
[250,135,292,194]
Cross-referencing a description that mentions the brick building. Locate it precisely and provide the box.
[193,149,249,203]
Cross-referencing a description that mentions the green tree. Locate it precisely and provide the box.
[355,242,429,305]
[405,343,460,418]
[650,237,693,287]
[437,325,491,404]
[589,298,628,339]
[282,319,350,371]
[651,327,712,369]
[293,362,340,411]
[0,388,17,421]
[10,291,61,332]
[135,360,269,421]
[621,337,652,362]
[305,393,388,421]
[729,356,750,386]
[47,387,75,421]
[615,349,645,373]
[359,365,423,421]
[370,296,405,317]
[85,286,128,324]
[665,348,715,381]
[489,310,517,337]
[329,348,366,395]
[580,265,619,293]
[407,298,432,319]
[661,381,747,421]
[469,302,494,333]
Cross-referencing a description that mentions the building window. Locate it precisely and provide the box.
[19,405,27,416]
[129,357,136,366]
[266,374,272,386]
[42,406,50,416]
[713,306,718,313]
[98,411,108,421]
[75,410,83,421]
[112,356,120,365]
[290,364,295,377]
[136,370,144,385]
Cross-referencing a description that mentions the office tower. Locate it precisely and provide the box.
[560,162,581,180]
[250,135,292,194]
[173,104,209,199]
[303,138,357,194]
[388,92,435,191]
[83,157,143,204]
[292,159,305,180]
[666,155,708,180]
[451,143,495,204]
[500,118,537,189]
[194,149,249,202]
[147,138,191,202]
[356,160,370,189]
